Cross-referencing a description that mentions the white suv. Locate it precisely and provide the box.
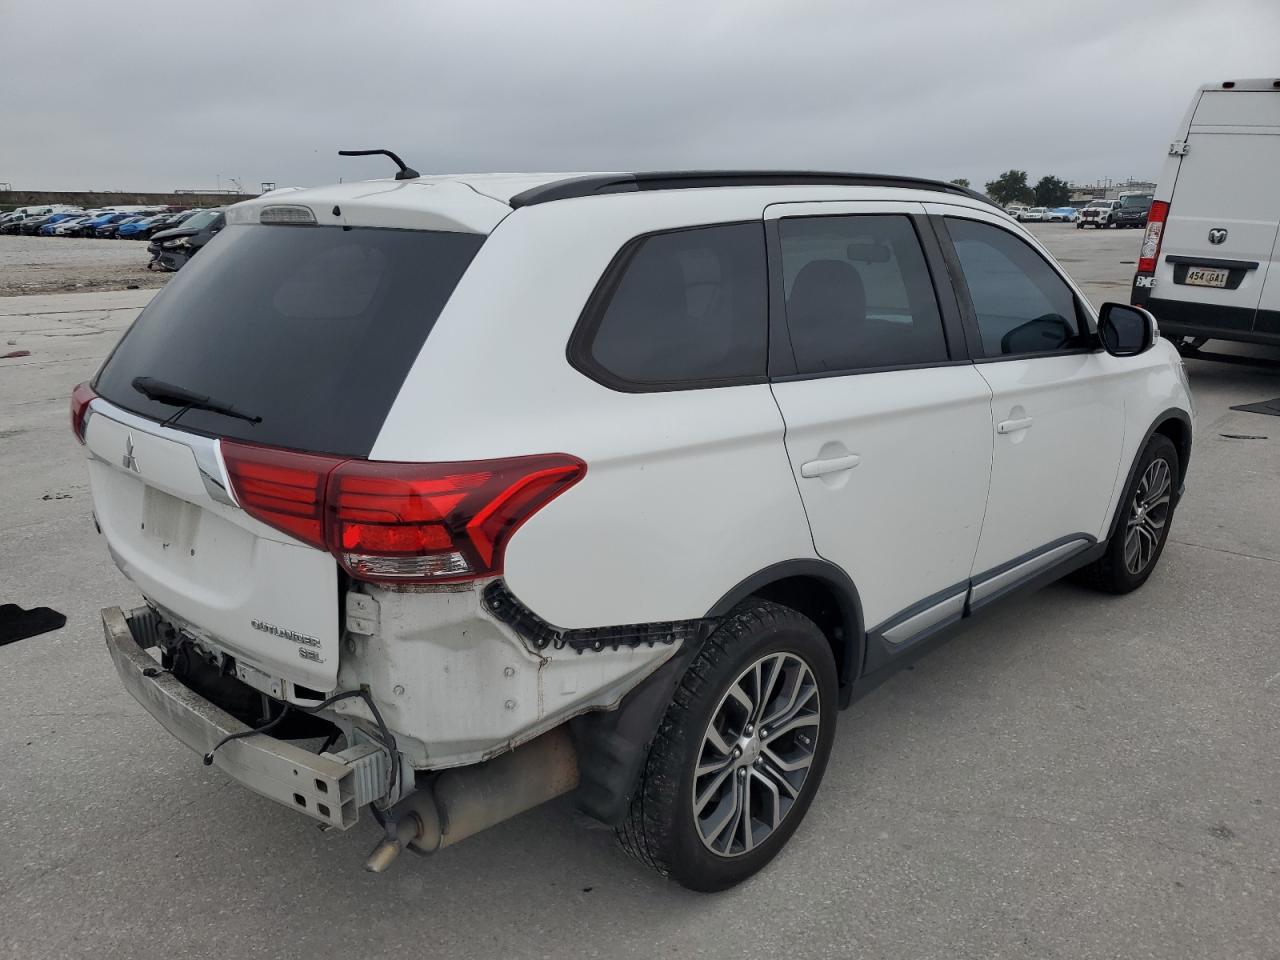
[1079,199,1121,228]
[75,168,1193,891]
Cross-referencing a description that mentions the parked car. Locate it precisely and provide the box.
[1132,78,1280,352]
[97,216,146,239]
[77,169,1192,892]
[157,209,199,232]
[1005,204,1029,219]
[1114,194,1153,228]
[21,213,66,235]
[1046,206,1079,222]
[50,216,96,237]
[79,211,133,237]
[120,212,186,240]
[53,211,114,237]
[1078,199,1121,229]
[146,208,225,269]
[1019,206,1047,222]
[28,212,83,235]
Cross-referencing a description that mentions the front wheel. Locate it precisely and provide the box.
[1076,433,1179,594]
[617,600,837,891]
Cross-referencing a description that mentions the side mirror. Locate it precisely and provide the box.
[1000,313,1074,354]
[1098,303,1156,357]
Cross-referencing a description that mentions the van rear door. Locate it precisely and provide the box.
[1155,90,1280,336]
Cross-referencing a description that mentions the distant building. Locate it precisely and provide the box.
[1068,179,1156,206]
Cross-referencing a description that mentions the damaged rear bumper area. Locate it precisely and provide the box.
[104,603,586,871]
[104,605,391,830]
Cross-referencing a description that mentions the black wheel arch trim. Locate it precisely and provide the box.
[705,558,866,691]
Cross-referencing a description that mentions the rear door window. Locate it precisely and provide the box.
[778,214,950,373]
[94,224,484,456]
[575,222,768,389]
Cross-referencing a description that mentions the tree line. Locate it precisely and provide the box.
[948,171,1072,208]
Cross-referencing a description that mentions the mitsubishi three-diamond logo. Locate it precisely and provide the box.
[121,434,139,473]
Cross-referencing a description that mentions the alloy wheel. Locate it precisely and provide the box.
[1124,457,1172,574]
[692,652,821,857]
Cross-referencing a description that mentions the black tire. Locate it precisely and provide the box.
[1076,433,1179,594]
[616,600,837,891]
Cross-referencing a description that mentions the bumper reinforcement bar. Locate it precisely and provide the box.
[103,605,390,830]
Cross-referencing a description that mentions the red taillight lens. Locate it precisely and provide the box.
[222,441,343,550]
[1137,200,1169,275]
[71,382,97,444]
[221,442,586,584]
[327,454,586,583]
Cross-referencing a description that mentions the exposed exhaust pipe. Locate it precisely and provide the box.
[364,726,579,872]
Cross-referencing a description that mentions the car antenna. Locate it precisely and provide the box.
[337,149,420,180]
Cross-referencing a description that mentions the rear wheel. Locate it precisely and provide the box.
[617,600,837,891]
[1076,434,1179,594]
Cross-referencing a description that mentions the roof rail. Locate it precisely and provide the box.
[508,170,999,209]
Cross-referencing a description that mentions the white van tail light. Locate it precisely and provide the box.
[1137,200,1169,274]
[221,441,585,584]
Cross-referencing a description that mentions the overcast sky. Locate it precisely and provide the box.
[3,0,1278,194]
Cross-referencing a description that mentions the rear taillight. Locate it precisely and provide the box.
[222,442,340,550]
[1137,200,1169,275]
[221,442,585,584]
[71,382,97,444]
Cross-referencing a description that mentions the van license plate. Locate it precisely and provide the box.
[1184,266,1228,288]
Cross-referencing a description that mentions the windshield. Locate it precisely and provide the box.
[178,210,221,230]
[94,224,486,456]
[1120,195,1152,209]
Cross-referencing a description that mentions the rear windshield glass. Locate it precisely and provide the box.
[94,224,484,456]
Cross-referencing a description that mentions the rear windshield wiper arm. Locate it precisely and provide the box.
[131,376,262,425]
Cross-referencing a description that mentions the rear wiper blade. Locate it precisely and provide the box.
[131,376,262,425]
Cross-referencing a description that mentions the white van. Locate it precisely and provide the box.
[1132,78,1280,349]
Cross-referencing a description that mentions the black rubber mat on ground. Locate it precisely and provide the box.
[1230,397,1280,417]
[0,604,67,646]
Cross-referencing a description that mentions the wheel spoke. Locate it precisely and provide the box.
[756,655,784,723]
[702,779,740,850]
[764,680,817,732]
[694,765,735,814]
[725,681,755,718]
[738,772,754,852]
[1124,530,1141,570]
[751,768,783,830]
[703,724,732,758]
[762,745,810,781]
[763,711,819,743]
[695,752,734,779]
